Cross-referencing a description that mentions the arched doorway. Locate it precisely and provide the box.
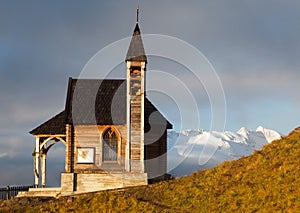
[46,141,65,187]
[102,128,117,161]
[33,135,67,188]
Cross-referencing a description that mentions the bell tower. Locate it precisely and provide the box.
[125,7,147,172]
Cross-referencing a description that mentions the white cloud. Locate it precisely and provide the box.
[0,153,8,158]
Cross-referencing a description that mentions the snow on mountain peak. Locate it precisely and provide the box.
[237,127,248,134]
[256,126,282,143]
[167,126,281,178]
[237,127,250,138]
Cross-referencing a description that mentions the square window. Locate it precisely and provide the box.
[77,147,95,164]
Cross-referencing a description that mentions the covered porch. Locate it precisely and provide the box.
[29,111,67,188]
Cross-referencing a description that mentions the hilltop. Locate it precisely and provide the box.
[0,127,299,212]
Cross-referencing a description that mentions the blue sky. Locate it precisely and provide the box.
[0,0,300,186]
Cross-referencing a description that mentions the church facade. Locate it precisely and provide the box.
[21,18,172,196]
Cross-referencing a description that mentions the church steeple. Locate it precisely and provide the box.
[126,6,147,62]
[125,7,147,173]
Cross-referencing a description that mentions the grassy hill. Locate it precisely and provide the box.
[1,127,300,212]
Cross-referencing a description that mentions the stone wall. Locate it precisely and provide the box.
[61,173,147,193]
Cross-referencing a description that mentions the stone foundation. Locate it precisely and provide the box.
[61,172,147,193]
[18,172,147,198]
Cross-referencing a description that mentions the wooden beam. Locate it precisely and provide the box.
[126,61,131,172]
[36,134,66,137]
[40,136,67,148]
[34,136,40,187]
[41,145,47,187]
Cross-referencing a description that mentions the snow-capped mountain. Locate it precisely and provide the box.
[167,126,281,177]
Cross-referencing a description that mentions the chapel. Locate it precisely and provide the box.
[21,10,172,195]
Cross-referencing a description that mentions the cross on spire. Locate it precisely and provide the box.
[136,5,139,23]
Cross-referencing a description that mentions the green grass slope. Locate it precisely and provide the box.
[1,127,300,212]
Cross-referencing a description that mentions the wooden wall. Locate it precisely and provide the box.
[130,95,143,172]
[144,127,167,181]
[68,125,127,173]
[65,124,73,173]
[65,123,168,181]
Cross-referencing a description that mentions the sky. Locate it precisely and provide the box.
[0,0,300,186]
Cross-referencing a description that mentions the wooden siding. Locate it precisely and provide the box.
[65,117,167,181]
[65,124,74,173]
[72,125,127,173]
[144,128,167,180]
[130,96,143,172]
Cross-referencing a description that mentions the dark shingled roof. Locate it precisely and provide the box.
[30,111,66,135]
[65,78,126,125]
[126,23,147,62]
[30,78,172,135]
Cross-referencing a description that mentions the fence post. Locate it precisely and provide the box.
[0,185,34,200]
[6,186,10,200]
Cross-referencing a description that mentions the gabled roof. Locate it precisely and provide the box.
[30,78,172,135]
[125,23,147,62]
[144,99,173,129]
[65,78,126,125]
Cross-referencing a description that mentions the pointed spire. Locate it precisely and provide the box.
[125,7,147,62]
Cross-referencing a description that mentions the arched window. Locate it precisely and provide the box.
[103,128,117,161]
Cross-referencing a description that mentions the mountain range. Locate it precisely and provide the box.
[167,126,281,177]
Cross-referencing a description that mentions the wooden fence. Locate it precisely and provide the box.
[0,185,33,200]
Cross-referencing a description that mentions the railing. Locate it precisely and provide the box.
[0,185,34,200]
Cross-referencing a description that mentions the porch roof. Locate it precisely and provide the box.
[30,111,66,135]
